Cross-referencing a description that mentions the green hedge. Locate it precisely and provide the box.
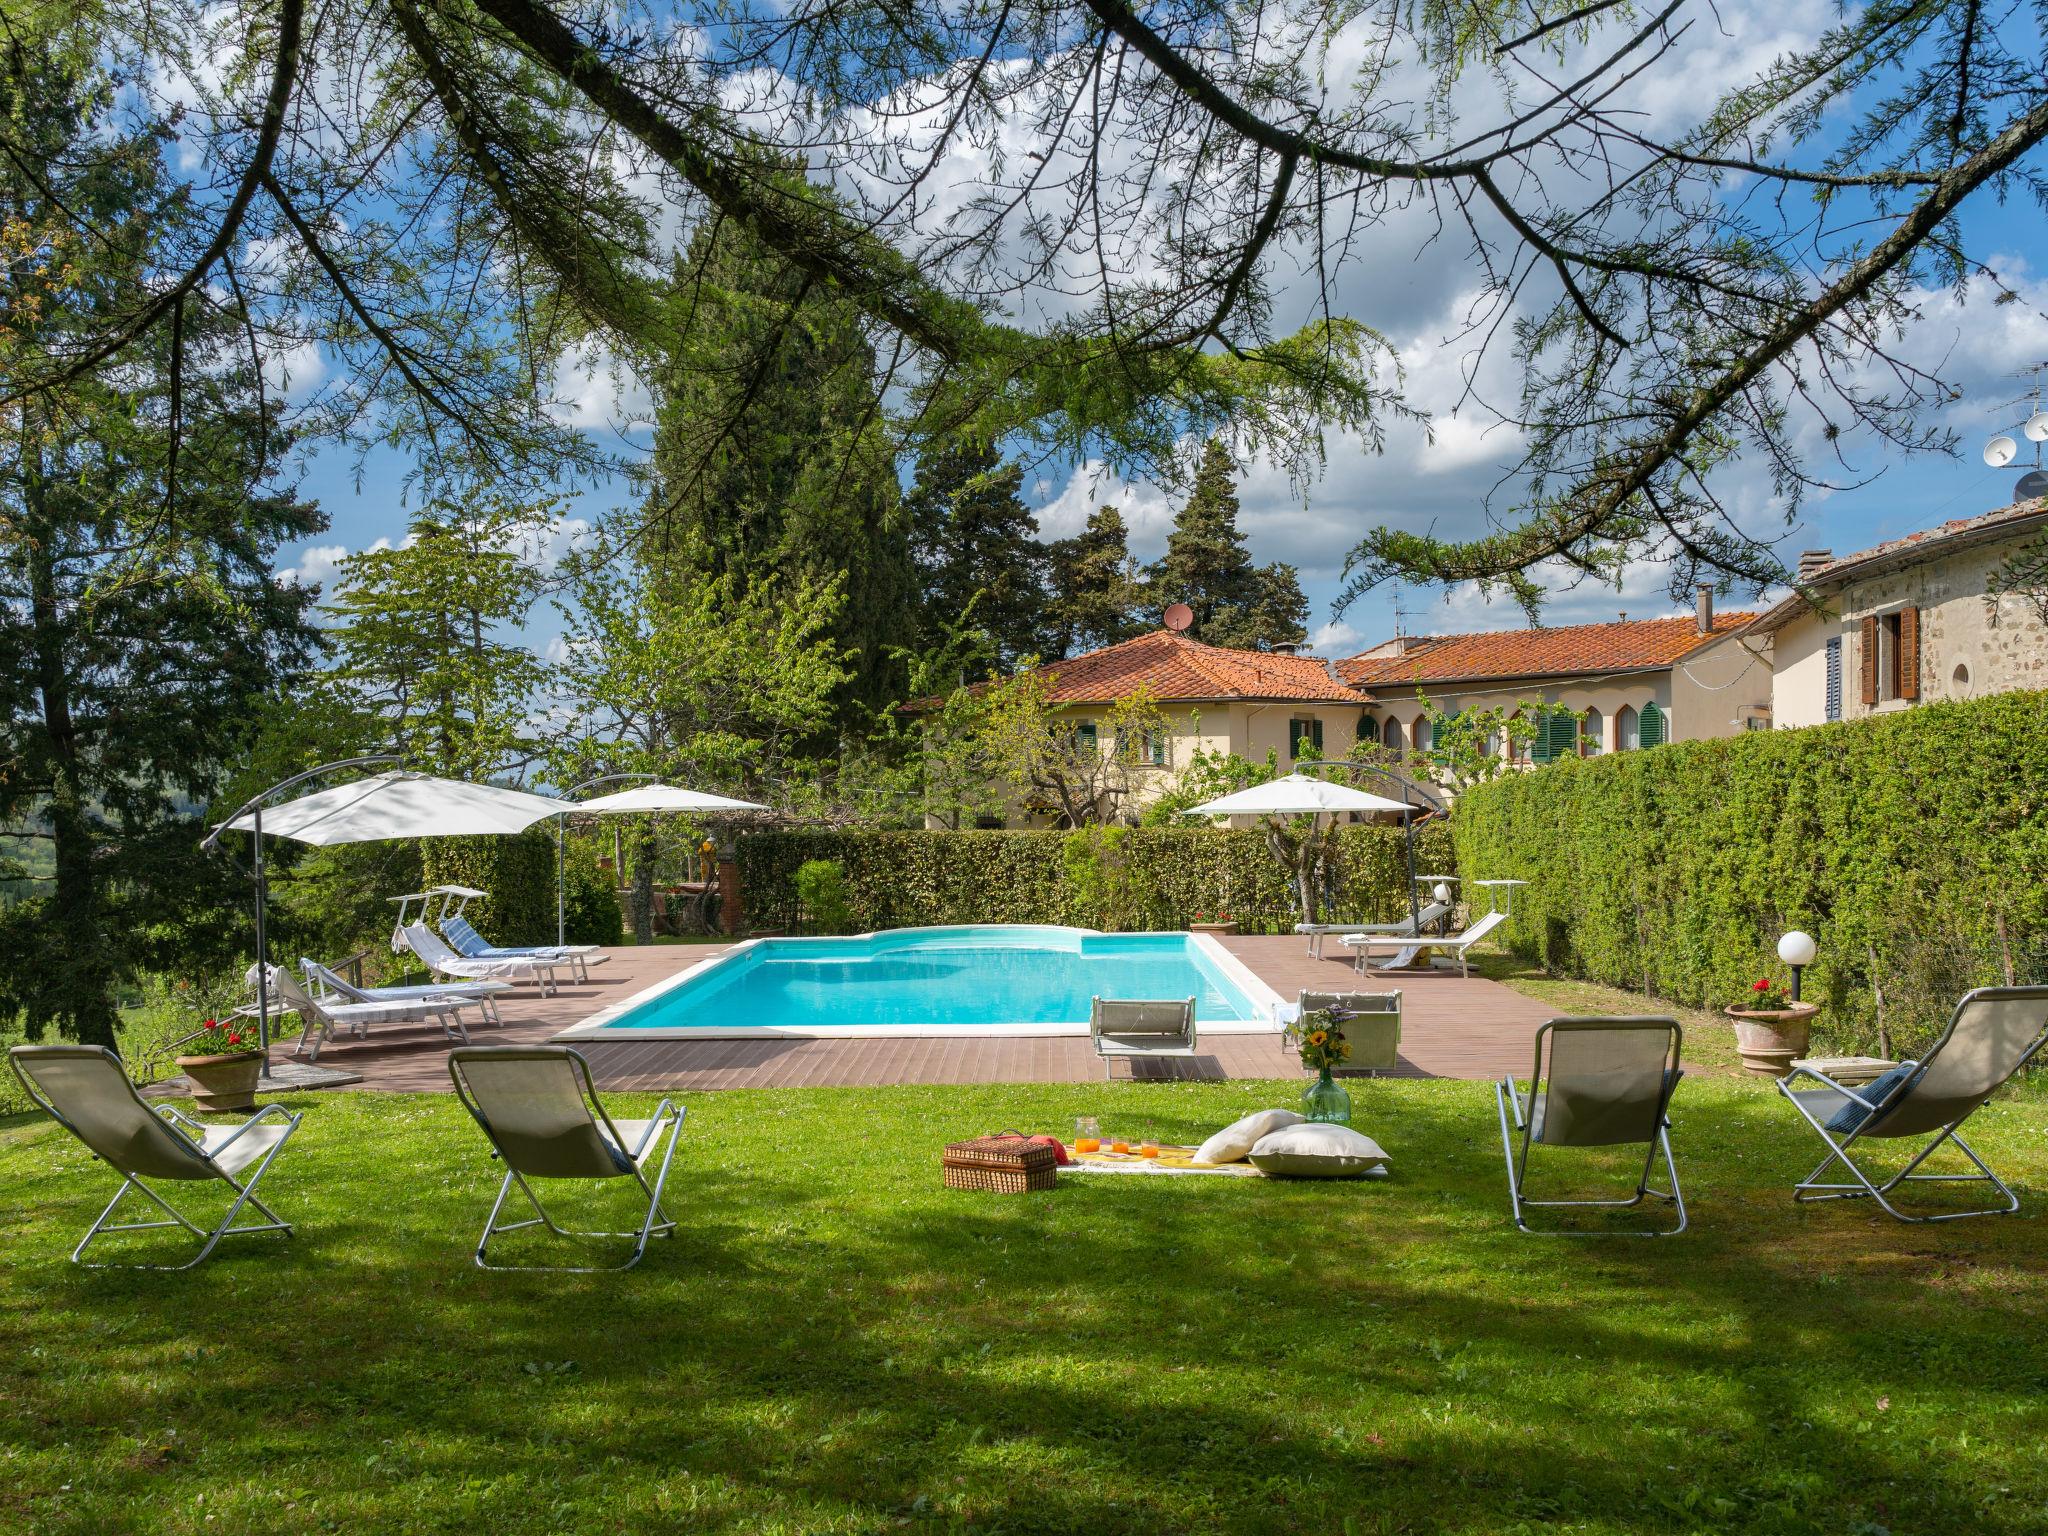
[1452,690,2048,1055]
[736,824,1457,936]
[420,830,623,947]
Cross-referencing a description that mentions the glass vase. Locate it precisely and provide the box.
[1302,1066,1351,1125]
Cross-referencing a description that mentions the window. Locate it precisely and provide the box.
[1357,715,1379,745]
[1072,722,1099,755]
[1616,704,1639,751]
[1383,717,1404,755]
[1860,606,1921,705]
[1529,711,1579,764]
[1144,730,1168,766]
[1288,717,1324,759]
[1638,701,1667,748]
[1411,717,1432,754]
[1824,637,1842,722]
[1581,706,1603,756]
[1952,661,1972,696]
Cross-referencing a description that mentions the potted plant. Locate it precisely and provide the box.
[1187,909,1239,936]
[175,1018,265,1112]
[1724,975,1819,1077]
[1284,1008,1353,1124]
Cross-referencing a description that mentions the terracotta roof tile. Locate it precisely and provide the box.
[1339,612,1754,689]
[1036,630,1368,704]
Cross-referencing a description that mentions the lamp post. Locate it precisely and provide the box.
[202,754,404,1078]
[1778,930,1818,1002]
[557,773,659,946]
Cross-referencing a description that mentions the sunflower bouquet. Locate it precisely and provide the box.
[1285,1008,1352,1072]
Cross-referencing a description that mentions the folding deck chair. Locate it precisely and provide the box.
[301,957,510,1025]
[1496,1016,1686,1236]
[9,1045,301,1268]
[1777,985,2048,1223]
[1089,997,1198,1080]
[448,1047,684,1271]
[441,914,606,984]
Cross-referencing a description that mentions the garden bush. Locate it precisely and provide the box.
[1452,689,2048,1055]
[738,823,1456,936]
[420,829,558,945]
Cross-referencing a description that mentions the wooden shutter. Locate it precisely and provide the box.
[1898,605,1920,699]
[1310,719,1325,756]
[1859,615,1878,705]
[1639,702,1666,748]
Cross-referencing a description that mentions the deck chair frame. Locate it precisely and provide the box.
[449,1046,683,1272]
[1090,997,1198,1081]
[1777,985,2048,1224]
[9,1045,302,1269]
[1496,1017,1686,1237]
[1344,909,1507,978]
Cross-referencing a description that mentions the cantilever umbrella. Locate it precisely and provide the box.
[207,770,567,1064]
[555,783,770,943]
[1182,772,1419,927]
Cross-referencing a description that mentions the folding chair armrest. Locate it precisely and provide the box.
[1782,1063,1875,1106]
[633,1099,684,1157]
[156,1102,206,1134]
[203,1102,300,1156]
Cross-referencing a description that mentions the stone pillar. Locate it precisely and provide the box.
[717,858,742,936]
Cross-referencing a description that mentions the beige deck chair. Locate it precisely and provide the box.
[1090,997,1198,1080]
[448,1047,684,1271]
[1777,985,2048,1223]
[1496,1017,1685,1236]
[1296,990,1403,1074]
[9,1045,301,1268]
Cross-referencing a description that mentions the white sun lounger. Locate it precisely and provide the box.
[1296,902,1452,960]
[402,922,566,997]
[9,1044,303,1268]
[1343,908,1508,978]
[301,957,509,1025]
[441,914,606,983]
[260,965,481,1063]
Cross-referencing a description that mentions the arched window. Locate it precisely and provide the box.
[1581,706,1603,756]
[1616,704,1639,751]
[1638,701,1667,747]
[1358,715,1380,745]
[1411,716,1432,754]
[1383,717,1404,754]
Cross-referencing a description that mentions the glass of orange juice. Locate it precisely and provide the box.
[1110,1138,1130,1154]
[1139,1139,1161,1159]
[1074,1116,1100,1154]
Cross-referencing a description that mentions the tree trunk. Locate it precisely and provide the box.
[631,825,657,943]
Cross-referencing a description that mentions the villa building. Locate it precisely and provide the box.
[1740,500,2048,728]
[1338,594,1766,757]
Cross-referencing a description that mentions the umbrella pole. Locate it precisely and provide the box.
[1403,801,1420,930]
[253,803,271,1080]
[556,813,567,948]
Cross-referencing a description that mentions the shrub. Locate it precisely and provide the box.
[560,838,624,947]
[794,859,853,935]
[1452,690,2048,1056]
[420,829,557,945]
[737,824,1456,936]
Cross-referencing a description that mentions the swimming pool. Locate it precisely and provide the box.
[558,926,1284,1039]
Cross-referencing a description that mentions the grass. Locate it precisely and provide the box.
[5,1076,2048,1534]
[1472,949,1752,1074]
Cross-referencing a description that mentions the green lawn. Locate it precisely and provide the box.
[4,1077,2047,1535]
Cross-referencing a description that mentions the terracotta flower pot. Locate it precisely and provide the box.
[175,1051,263,1113]
[1723,1002,1819,1078]
[1189,921,1239,936]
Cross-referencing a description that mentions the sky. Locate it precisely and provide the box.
[266,1,2048,658]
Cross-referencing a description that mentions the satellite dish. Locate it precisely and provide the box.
[2016,469,2048,502]
[1162,602,1195,633]
[1985,435,2019,467]
[2025,412,2048,442]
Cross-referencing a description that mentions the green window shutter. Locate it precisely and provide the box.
[1530,714,1556,764]
[1074,723,1098,754]
[1639,702,1666,748]
[1311,719,1325,756]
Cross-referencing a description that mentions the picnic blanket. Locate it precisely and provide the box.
[1066,1144,1264,1177]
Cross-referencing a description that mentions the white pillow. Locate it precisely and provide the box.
[1194,1107,1305,1165]
[1248,1123,1388,1178]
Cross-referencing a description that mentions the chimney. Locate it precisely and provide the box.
[1695,584,1714,635]
[1797,548,1833,581]
[1617,612,1627,623]
[1267,640,1299,657]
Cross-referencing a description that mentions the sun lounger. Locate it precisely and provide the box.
[1295,902,1451,960]
[1090,997,1198,1080]
[1496,1016,1685,1236]
[261,965,481,1063]
[1777,985,2048,1222]
[448,1046,684,1271]
[9,1044,302,1268]
[401,922,566,997]
[1342,908,1507,977]
[441,914,606,983]
[301,957,509,1025]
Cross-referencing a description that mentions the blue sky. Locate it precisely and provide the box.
[273,3,2048,656]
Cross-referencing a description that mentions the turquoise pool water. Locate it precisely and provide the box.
[580,926,1270,1034]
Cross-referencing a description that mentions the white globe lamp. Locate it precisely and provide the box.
[1777,930,1817,1001]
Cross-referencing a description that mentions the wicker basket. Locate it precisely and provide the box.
[943,1132,1059,1193]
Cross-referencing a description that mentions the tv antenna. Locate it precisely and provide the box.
[1983,363,2048,503]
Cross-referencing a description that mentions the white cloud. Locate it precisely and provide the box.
[280,543,350,589]
[548,343,656,437]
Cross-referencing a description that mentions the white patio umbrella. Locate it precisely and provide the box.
[555,783,770,944]
[204,767,566,1069]
[1183,773,1418,928]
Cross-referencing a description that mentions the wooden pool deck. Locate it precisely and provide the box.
[305,936,1556,1094]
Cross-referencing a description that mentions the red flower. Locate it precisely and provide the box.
[1752,978,1770,993]
[203,1018,220,1031]
[226,1032,244,1047]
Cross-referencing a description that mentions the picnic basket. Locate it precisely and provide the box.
[943,1131,1059,1193]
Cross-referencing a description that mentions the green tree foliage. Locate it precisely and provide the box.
[321,498,554,780]
[0,41,324,1045]
[975,674,1173,827]
[1149,440,1307,649]
[1138,747,1281,825]
[1419,698,1578,794]
[645,215,914,718]
[1451,691,2048,1055]
[1044,506,1149,657]
[905,438,1049,665]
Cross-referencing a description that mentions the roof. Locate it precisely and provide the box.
[1339,612,1754,690]
[1029,630,1369,705]
[1743,498,2048,635]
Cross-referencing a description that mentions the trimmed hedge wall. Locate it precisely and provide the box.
[421,831,559,946]
[737,824,1457,936]
[1452,690,2048,1054]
